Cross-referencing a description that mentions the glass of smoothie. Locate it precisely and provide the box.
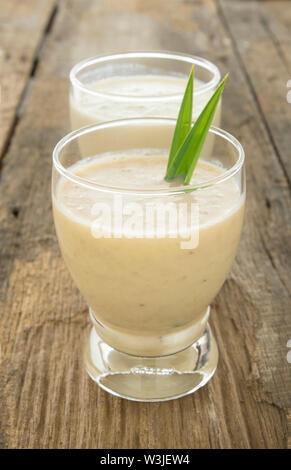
[69,51,221,141]
[52,118,245,401]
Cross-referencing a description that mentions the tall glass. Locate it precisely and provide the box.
[52,118,245,401]
[69,51,221,129]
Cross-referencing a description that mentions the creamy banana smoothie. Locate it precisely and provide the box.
[70,73,221,160]
[70,74,221,129]
[53,146,245,357]
[52,112,245,400]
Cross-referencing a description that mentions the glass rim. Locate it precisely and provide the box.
[69,51,221,102]
[53,118,245,196]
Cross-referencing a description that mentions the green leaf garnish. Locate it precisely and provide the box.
[166,66,194,174]
[165,70,228,185]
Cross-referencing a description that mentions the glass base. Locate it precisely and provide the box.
[84,323,218,402]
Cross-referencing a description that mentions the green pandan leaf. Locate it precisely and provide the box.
[166,66,194,175]
[165,71,228,185]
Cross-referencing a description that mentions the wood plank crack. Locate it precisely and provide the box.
[0,1,60,166]
[217,0,291,191]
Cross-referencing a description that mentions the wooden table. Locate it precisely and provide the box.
[0,0,290,449]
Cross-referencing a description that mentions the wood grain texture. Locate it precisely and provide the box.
[0,0,290,449]
[218,0,291,407]
[0,0,57,159]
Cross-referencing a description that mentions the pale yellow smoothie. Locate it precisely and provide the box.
[70,74,221,129]
[53,150,244,356]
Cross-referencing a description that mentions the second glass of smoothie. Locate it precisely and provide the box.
[69,51,221,128]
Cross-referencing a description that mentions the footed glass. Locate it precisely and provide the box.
[52,118,245,401]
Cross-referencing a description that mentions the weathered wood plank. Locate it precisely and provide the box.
[0,0,57,159]
[259,0,291,73]
[218,0,291,407]
[218,0,291,183]
[0,0,290,448]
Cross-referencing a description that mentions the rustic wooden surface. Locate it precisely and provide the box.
[0,0,290,449]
